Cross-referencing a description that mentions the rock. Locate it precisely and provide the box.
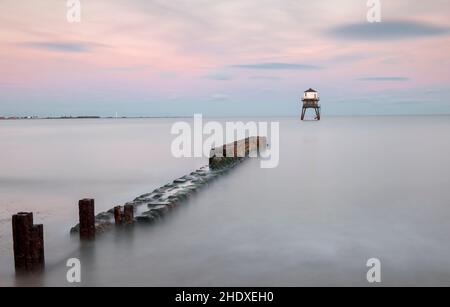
[173,178,187,183]
[134,193,151,201]
[174,191,189,200]
[148,202,172,209]
[96,212,113,221]
[95,222,113,233]
[167,196,180,204]
[149,205,170,216]
[142,210,159,217]
[191,178,203,183]
[135,215,155,224]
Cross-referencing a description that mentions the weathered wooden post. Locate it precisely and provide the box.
[114,206,122,225]
[79,198,95,239]
[30,224,45,271]
[12,212,32,271]
[257,136,261,155]
[222,144,227,157]
[123,204,134,225]
[245,137,250,156]
[12,212,45,272]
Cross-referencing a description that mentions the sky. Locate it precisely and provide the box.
[0,0,449,117]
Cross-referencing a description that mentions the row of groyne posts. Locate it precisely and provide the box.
[10,136,267,274]
[12,200,136,272]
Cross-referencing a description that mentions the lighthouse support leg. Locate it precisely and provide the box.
[301,107,306,120]
[315,107,321,120]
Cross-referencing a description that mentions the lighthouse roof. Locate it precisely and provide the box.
[304,88,317,93]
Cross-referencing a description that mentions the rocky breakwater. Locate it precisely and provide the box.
[70,136,267,234]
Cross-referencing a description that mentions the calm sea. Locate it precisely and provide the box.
[1,116,449,286]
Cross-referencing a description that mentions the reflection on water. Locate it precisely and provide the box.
[1,117,450,286]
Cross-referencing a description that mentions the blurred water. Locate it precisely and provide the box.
[1,116,450,286]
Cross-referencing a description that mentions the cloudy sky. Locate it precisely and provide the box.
[1,0,449,117]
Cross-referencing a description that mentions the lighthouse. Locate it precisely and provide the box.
[301,88,321,120]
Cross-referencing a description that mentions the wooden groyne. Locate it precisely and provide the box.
[70,136,267,234]
[10,137,267,274]
[209,136,266,169]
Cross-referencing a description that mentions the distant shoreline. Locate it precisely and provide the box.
[1,114,449,121]
[0,116,192,120]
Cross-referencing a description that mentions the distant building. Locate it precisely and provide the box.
[301,88,321,120]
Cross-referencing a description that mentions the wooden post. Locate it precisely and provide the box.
[79,199,95,239]
[12,212,32,271]
[114,206,122,225]
[245,138,250,156]
[257,136,261,155]
[123,204,134,225]
[30,224,45,271]
[12,212,45,272]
